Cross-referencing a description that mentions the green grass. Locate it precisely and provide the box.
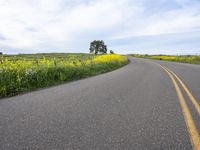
[130,54,200,64]
[0,53,128,97]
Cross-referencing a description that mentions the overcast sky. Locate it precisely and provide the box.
[0,0,200,54]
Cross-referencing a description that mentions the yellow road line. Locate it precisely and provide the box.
[158,64,200,150]
[165,68,200,116]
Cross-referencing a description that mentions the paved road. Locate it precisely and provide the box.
[0,57,199,150]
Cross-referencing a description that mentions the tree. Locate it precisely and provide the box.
[110,50,114,54]
[0,52,2,55]
[89,40,107,54]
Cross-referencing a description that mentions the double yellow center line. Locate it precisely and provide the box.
[157,63,200,150]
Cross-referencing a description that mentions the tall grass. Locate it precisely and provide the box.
[0,54,128,97]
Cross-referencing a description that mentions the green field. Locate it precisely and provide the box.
[130,54,200,64]
[0,53,128,97]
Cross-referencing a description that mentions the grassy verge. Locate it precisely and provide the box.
[130,54,200,64]
[0,53,128,97]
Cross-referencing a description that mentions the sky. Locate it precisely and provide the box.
[0,0,200,55]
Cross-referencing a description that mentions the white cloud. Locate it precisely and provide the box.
[0,0,200,54]
[0,0,140,50]
[110,1,200,39]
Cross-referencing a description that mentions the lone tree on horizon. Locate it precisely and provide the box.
[89,40,107,54]
[110,50,114,54]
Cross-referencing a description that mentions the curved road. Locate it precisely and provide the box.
[0,57,199,150]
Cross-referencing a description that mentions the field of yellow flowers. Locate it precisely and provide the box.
[0,53,128,97]
[130,54,200,64]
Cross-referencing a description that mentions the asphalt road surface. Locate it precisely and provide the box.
[0,57,200,150]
